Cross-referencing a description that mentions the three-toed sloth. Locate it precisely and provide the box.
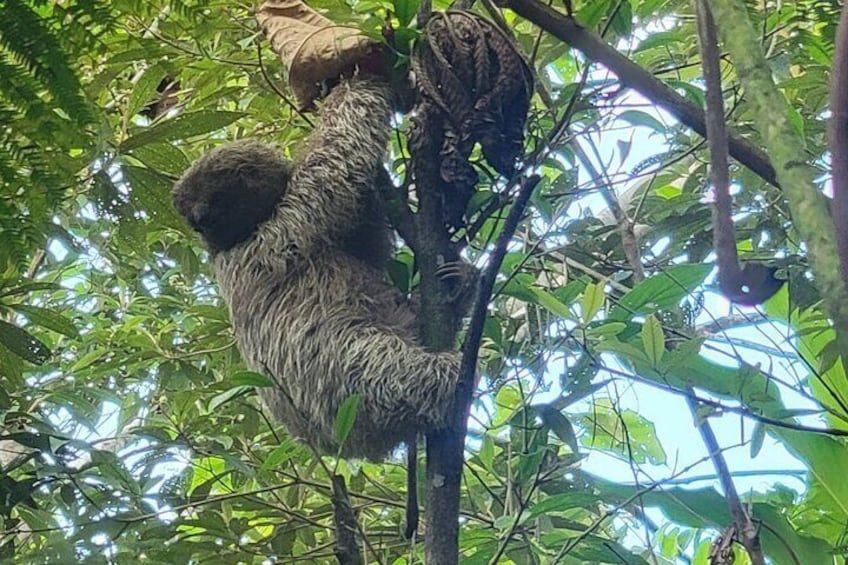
[173,77,472,460]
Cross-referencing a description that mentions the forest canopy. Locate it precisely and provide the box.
[1,0,848,563]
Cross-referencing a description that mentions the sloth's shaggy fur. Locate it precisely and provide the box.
[173,77,461,459]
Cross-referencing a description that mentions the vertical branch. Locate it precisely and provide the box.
[697,0,739,290]
[695,0,781,306]
[830,3,848,284]
[692,2,765,563]
[331,475,364,565]
[409,104,468,565]
[709,0,848,333]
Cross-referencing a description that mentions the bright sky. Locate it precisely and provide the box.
[554,70,810,546]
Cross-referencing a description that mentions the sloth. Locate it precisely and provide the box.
[172,76,471,461]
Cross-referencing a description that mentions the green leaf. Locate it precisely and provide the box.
[534,288,573,318]
[334,394,361,445]
[660,337,704,371]
[608,0,632,37]
[632,30,684,53]
[128,142,190,177]
[526,492,600,519]
[0,319,50,364]
[641,315,664,366]
[0,0,94,126]
[655,184,682,199]
[493,385,522,426]
[750,422,766,458]
[208,386,254,411]
[610,264,711,321]
[120,110,245,151]
[228,371,274,388]
[10,304,78,338]
[580,281,605,323]
[539,405,579,453]
[579,400,666,464]
[585,321,626,337]
[69,349,105,373]
[478,434,495,470]
[127,63,167,118]
[0,281,61,298]
[666,79,706,108]
[617,110,668,133]
[595,339,649,364]
[393,0,420,26]
[260,438,301,471]
[123,165,187,229]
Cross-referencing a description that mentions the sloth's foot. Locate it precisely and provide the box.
[436,261,479,314]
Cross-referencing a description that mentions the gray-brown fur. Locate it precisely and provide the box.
[173,77,462,460]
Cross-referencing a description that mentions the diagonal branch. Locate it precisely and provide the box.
[500,0,778,188]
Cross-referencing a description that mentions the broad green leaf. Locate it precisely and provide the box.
[526,493,600,519]
[611,265,712,321]
[0,319,50,364]
[123,165,187,229]
[69,349,106,373]
[595,339,649,364]
[126,63,167,118]
[750,422,766,458]
[260,439,301,471]
[534,288,573,318]
[618,110,668,132]
[228,371,274,388]
[335,394,361,445]
[608,0,632,37]
[660,337,704,371]
[539,405,579,453]
[493,385,522,427]
[655,184,682,199]
[580,280,605,323]
[10,304,78,338]
[209,386,254,411]
[120,110,244,151]
[596,479,831,564]
[641,315,664,366]
[666,79,706,108]
[128,142,190,177]
[585,321,626,337]
[393,0,420,26]
[771,429,848,525]
[478,434,495,470]
[579,400,666,464]
[632,30,684,53]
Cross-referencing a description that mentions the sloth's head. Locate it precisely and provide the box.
[173,140,291,253]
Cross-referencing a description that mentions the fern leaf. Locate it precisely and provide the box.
[0,0,94,126]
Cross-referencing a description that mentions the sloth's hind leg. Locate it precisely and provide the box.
[349,326,461,431]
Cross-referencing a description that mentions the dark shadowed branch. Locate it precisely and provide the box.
[331,475,364,565]
[695,0,781,306]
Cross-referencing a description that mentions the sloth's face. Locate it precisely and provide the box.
[173,141,290,253]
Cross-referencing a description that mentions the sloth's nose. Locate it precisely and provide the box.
[189,203,212,231]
